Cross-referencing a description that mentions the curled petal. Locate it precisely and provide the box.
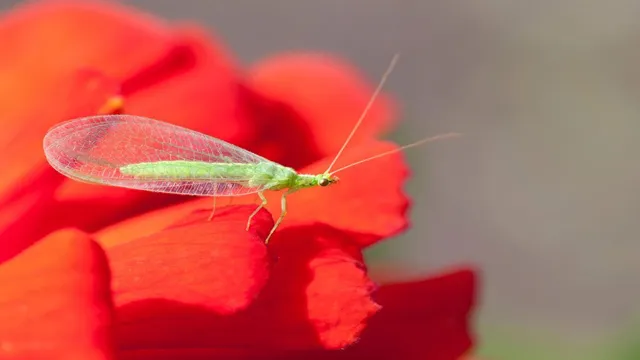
[0,228,114,359]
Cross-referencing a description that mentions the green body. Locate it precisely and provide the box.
[119,160,327,192]
[119,160,338,243]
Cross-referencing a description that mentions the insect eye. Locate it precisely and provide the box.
[319,178,329,186]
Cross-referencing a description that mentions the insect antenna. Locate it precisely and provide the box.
[328,132,462,175]
[324,53,400,174]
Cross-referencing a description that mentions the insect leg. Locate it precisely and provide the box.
[265,189,296,244]
[207,196,217,221]
[247,191,267,230]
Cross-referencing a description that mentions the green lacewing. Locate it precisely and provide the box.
[43,55,460,243]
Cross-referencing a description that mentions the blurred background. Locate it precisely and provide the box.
[4,1,640,359]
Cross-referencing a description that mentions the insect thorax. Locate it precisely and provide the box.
[245,163,324,191]
[249,162,298,190]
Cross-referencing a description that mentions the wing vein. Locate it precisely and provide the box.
[43,115,273,196]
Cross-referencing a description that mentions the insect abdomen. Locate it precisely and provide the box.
[120,161,255,180]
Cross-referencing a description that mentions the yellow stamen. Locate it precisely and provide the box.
[97,95,125,114]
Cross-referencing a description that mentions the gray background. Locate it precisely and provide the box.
[5,1,640,359]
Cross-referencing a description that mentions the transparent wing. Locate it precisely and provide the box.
[43,114,273,196]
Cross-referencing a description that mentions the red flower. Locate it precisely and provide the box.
[0,1,478,359]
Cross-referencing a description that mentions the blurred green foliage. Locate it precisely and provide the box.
[478,321,640,360]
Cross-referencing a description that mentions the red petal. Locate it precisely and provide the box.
[119,26,251,143]
[346,268,477,360]
[105,221,377,353]
[249,225,380,350]
[245,53,395,168]
[0,165,63,262]
[0,228,114,359]
[102,205,271,317]
[270,269,477,360]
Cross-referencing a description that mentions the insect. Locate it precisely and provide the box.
[43,54,460,243]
